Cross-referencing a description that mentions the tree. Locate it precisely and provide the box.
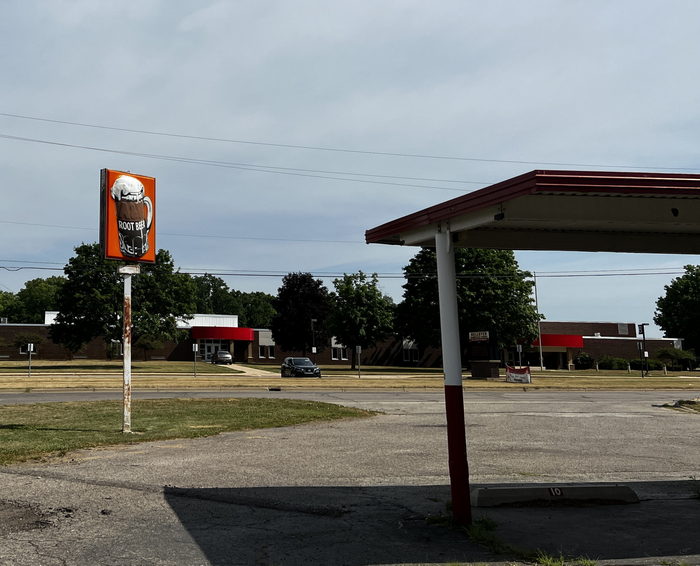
[329,272,394,368]
[12,276,65,323]
[190,275,276,328]
[239,291,276,328]
[132,250,196,358]
[50,243,195,356]
[50,243,123,353]
[654,265,700,354]
[191,274,242,314]
[271,273,332,354]
[0,291,20,322]
[654,347,696,371]
[396,248,540,357]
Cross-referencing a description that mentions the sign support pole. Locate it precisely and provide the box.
[435,224,472,525]
[27,343,33,378]
[193,343,199,379]
[638,323,649,378]
[119,265,140,433]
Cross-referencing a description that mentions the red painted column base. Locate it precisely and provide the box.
[444,384,472,525]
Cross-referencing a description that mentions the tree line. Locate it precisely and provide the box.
[7,242,699,364]
[1,243,541,365]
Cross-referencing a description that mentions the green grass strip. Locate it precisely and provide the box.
[0,398,374,466]
[0,361,237,373]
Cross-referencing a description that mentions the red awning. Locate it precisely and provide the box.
[532,334,584,348]
[191,327,254,341]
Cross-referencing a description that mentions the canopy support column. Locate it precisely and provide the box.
[435,224,472,525]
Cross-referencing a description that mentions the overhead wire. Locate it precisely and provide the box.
[0,263,688,279]
[0,133,477,192]
[3,115,700,249]
[2,111,700,171]
[0,112,694,293]
[0,219,363,245]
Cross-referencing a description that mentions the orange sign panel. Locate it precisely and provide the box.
[100,169,156,263]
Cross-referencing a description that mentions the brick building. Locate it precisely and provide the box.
[0,314,682,369]
[529,321,681,369]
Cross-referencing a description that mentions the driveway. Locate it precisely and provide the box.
[0,390,698,565]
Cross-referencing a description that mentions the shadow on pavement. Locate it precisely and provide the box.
[164,481,699,566]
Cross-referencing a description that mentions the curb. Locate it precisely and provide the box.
[471,484,640,507]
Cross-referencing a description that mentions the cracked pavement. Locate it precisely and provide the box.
[0,390,699,565]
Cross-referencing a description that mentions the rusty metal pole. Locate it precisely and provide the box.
[119,265,140,433]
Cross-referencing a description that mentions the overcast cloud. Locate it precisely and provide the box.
[2,0,700,336]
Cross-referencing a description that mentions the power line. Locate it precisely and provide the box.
[0,258,64,265]
[0,219,363,245]
[0,264,687,279]
[2,111,700,171]
[0,133,475,193]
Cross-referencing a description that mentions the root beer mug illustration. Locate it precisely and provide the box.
[111,175,153,258]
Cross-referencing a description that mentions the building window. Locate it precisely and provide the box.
[259,345,276,359]
[332,347,348,360]
[403,347,419,362]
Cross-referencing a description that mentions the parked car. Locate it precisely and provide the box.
[211,350,233,364]
[280,357,321,377]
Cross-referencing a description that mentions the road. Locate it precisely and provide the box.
[0,389,698,565]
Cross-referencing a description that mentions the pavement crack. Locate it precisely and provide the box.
[26,539,68,566]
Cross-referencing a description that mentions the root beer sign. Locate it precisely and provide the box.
[100,169,156,263]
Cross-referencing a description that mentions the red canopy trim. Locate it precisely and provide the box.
[191,327,254,341]
[532,334,584,348]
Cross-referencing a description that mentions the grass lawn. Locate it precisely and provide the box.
[0,360,238,374]
[0,398,374,466]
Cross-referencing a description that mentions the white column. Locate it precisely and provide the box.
[435,225,463,385]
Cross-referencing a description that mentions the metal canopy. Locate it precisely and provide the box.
[365,168,700,526]
[365,170,700,253]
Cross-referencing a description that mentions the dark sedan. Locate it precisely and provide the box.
[280,357,321,377]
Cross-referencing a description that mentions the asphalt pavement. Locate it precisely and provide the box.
[0,389,698,565]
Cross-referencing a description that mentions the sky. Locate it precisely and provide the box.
[2,0,700,338]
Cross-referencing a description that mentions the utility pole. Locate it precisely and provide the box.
[533,273,544,371]
[638,323,649,377]
[311,318,317,361]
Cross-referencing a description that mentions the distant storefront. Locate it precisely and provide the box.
[178,314,254,362]
[528,321,681,369]
[0,314,683,368]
